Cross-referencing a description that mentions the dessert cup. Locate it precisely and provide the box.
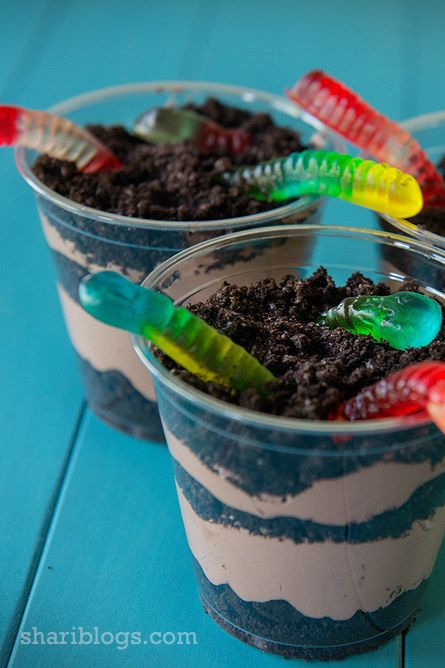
[377,111,445,288]
[134,225,445,660]
[15,81,342,441]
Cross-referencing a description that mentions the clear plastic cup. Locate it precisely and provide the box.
[377,111,445,289]
[133,225,445,660]
[15,82,342,441]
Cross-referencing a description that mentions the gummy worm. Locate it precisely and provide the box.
[288,70,445,205]
[79,271,275,393]
[0,105,122,172]
[222,149,423,217]
[133,107,251,155]
[335,361,445,432]
[320,291,442,350]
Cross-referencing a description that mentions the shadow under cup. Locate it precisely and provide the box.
[15,81,338,442]
[134,225,445,660]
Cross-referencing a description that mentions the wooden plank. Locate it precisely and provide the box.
[0,0,86,660]
[0,0,206,662]
[9,412,402,667]
[0,150,85,661]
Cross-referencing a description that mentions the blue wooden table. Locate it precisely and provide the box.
[1,1,445,665]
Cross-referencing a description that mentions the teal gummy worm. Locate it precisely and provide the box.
[79,271,275,393]
[319,291,442,350]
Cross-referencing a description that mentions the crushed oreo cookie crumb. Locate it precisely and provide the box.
[33,98,306,221]
[156,267,445,419]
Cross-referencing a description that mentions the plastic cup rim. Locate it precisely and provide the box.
[14,79,344,231]
[372,110,445,249]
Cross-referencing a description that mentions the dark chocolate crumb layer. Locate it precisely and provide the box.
[195,557,425,660]
[157,267,445,419]
[33,98,306,221]
[77,355,164,441]
[175,460,445,543]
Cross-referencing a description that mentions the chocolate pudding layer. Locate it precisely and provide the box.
[161,416,444,660]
